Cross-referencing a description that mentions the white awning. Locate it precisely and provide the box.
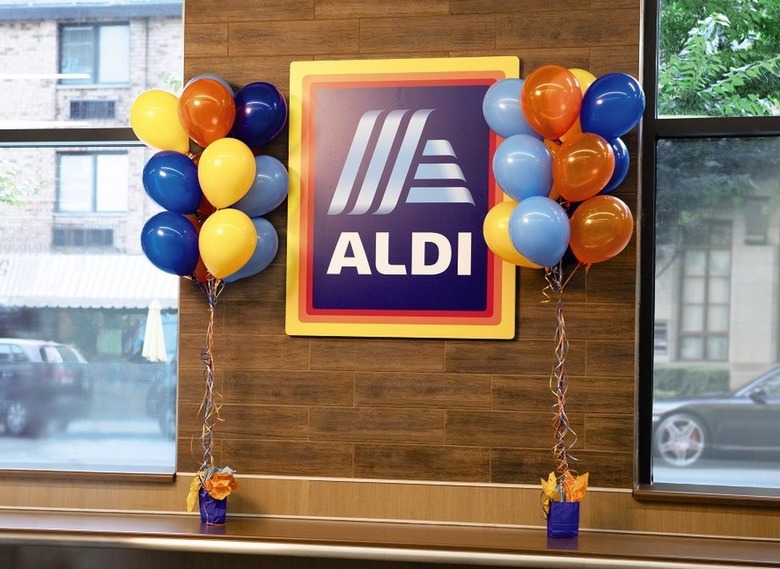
[0,254,179,310]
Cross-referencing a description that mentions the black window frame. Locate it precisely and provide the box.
[637,0,780,502]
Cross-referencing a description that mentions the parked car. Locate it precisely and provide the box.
[0,338,93,437]
[653,365,780,467]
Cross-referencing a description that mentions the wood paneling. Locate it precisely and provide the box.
[358,15,496,54]
[173,0,651,523]
[229,20,360,57]
[354,444,490,482]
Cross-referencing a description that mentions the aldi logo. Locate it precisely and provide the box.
[286,57,518,338]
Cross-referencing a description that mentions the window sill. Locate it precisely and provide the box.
[0,509,777,568]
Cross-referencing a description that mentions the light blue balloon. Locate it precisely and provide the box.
[232,155,289,217]
[482,79,542,139]
[184,73,234,95]
[493,135,553,201]
[508,196,570,267]
[223,217,279,283]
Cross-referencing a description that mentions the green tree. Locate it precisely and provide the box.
[0,159,40,208]
[658,0,780,116]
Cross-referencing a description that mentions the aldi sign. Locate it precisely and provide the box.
[286,57,518,338]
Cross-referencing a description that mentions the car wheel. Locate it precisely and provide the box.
[655,413,707,467]
[5,400,38,437]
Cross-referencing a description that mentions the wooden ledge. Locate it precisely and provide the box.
[0,510,778,568]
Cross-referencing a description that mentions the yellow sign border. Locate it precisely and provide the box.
[286,56,519,339]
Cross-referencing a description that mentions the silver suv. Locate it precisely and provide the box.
[0,339,93,437]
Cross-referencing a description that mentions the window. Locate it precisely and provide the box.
[59,23,130,85]
[638,0,780,499]
[678,221,731,362]
[0,1,182,475]
[58,152,129,213]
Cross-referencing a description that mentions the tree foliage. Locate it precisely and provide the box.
[0,159,40,208]
[654,0,780,261]
[658,0,780,116]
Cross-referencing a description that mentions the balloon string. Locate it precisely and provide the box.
[546,264,578,482]
[196,276,224,472]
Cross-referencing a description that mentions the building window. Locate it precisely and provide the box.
[59,23,130,85]
[638,0,780,499]
[678,222,731,362]
[57,152,129,213]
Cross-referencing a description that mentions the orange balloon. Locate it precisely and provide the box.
[179,78,236,148]
[552,132,615,202]
[483,201,543,268]
[559,117,583,143]
[569,195,634,265]
[521,65,582,140]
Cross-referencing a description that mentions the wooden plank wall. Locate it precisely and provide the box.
[179,0,640,488]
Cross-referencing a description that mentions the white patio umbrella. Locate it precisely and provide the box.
[142,299,168,363]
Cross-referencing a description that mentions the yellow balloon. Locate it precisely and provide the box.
[199,208,257,279]
[568,68,597,95]
[198,138,257,209]
[130,89,190,153]
[560,69,596,143]
[483,201,543,269]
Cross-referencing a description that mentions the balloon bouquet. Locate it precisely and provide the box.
[130,75,289,516]
[481,65,645,537]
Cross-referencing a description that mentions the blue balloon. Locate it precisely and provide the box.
[580,73,646,139]
[601,138,630,194]
[232,155,289,217]
[230,82,287,149]
[482,78,542,139]
[142,151,202,214]
[141,211,200,276]
[508,196,570,267]
[493,135,553,201]
[223,217,279,282]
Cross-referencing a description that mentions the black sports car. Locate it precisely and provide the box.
[653,365,780,467]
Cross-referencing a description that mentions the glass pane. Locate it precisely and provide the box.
[60,26,94,83]
[679,336,703,359]
[95,153,128,212]
[652,136,780,489]
[707,305,729,332]
[706,336,728,360]
[709,251,731,276]
[58,154,94,212]
[0,2,182,129]
[658,0,780,117]
[682,250,705,275]
[708,277,729,304]
[98,25,130,84]
[681,305,703,332]
[0,142,177,474]
[682,277,704,302]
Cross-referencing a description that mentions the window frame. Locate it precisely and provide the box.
[56,149,130,213]
[636,0,780,502]
[58,22,131,86]
[0,0,182,480]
